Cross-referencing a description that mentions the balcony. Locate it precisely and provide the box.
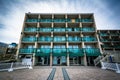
[100,39,111,42]
[99,33,109,36]
[24,28,37,32]
[102,45,113,49]
[38,37,52,42]
[66,28,80,32]
[53,19,66,22]
[53,37,66,42]
[52,48,67,56]
[22,37,37,42]
[68,48,84,56]
[19,48,36,54]
[84,48,101,56]
[81,19,93,22]
[40,19,52,22]
[110,33,119,36]
[114,46,120,49]
[39,28,52,32]
[82,36,97,42]
[36,48,51,56]
[67,36,82,42]
[53,28,66,32]
[82,27,95,32]
[26,19,38,22]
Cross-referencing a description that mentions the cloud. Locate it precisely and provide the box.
[0,0,119,43]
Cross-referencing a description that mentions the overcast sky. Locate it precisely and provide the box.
[0,0,120,43]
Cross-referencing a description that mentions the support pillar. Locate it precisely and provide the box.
[50,53,52,66]
[32,53,35,66]
[67,53,69,66]
[84,54,87,66]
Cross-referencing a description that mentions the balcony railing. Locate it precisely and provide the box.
[82,37,97,42]
[99,33,109,36]
[26,19,38,22]
[66,28,80,32]
[67,37,82,42]
[39,28,52,32]
[110,33,119,36]
[38,37,52,42]
[100,39,111,42]
[40,19,52,22]
[24,28,37,32]
[81,19,93,22]
[53,37,66,42]
[68,48,84,56]
[84,48,101,56]
[22,37,37,42]
[53,28,66,32]
[53,19,66,22]
[102,45,113,48]
[52,48,67,56]
[36,48,51,56]
[26,18,93,23]
[19,48,36,54]
[82,27,95,32]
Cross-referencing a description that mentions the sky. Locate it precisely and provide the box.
[0,0,120,43]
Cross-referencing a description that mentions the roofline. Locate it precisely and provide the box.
[25,12,94,15]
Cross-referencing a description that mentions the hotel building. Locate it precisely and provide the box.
[17,13,103,66]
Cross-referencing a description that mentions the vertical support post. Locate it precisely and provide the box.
[101,61,106,69]
[67,53,69,66]
[50,53,52,66]
[116,63,120,73]
[29,62,33,69]
[84,53,87,66]
[8,62,13,72]
[32,53,35,66]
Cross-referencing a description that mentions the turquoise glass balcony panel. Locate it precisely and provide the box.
[84,48,101,56]
[110,33,119,36]
[54,37,66,42]
[75,19,80,22]
[67,36,81,42]
[22,37,37,42]
[66,19,71,22]
[100,39,111,42]
[54,28,66,32]
[82,36,97,42]
[40,19,52,22]
[68,48,84,56]
[38,36,52,41]
[26,19,38,22]
[81,19,93,22]
[82,27,95,32]
[24,28,37,32]
[102,45,113,48]
[99,33,108,36]
[19,48,36,54]
[53,19,66,22]
[67,28,80,32]
[114,46,120,49]
[39,28,52,32]
[52,48,67,56]
[36,48,51,56]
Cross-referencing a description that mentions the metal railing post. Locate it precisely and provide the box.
[29,62,33,69]
[116,63,120,73]
[8,62,13,72]
[101,61,106,69]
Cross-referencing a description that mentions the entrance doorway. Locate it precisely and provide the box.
[87,56,97,66]
[53,56,66,66]
[37,56,50,66]
[69,57,81,65]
